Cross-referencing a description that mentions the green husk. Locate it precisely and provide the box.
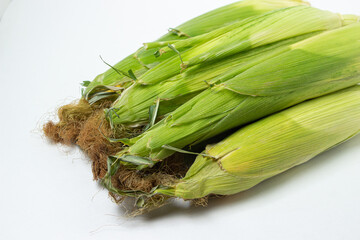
[108,33,318,126]
[84,0,308,100]
[117,23,360,161]
[156,86,360,199]
[342,14,360,26]
[137,6,342,85]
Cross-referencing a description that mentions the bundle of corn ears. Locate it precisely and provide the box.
[43,0,360,215]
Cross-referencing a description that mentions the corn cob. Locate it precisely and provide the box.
[84,0,308,100]
[103,85,360,202]
[153,86,360,199]
[136,6,343,86]
[108,33,317,126]
[107,5,346,126]
[115,23,360,162]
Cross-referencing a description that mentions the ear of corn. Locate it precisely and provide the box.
[154,86,360,199]
[144,0,311,50]
[160,0,309,39]
[108,33,317,126]
[222,23,360,96]
[116,23,360,161]
[84,0,308,100]
[137,6,343,86]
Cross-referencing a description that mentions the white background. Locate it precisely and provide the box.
[1,0,360,239]
[0,0,11,19]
